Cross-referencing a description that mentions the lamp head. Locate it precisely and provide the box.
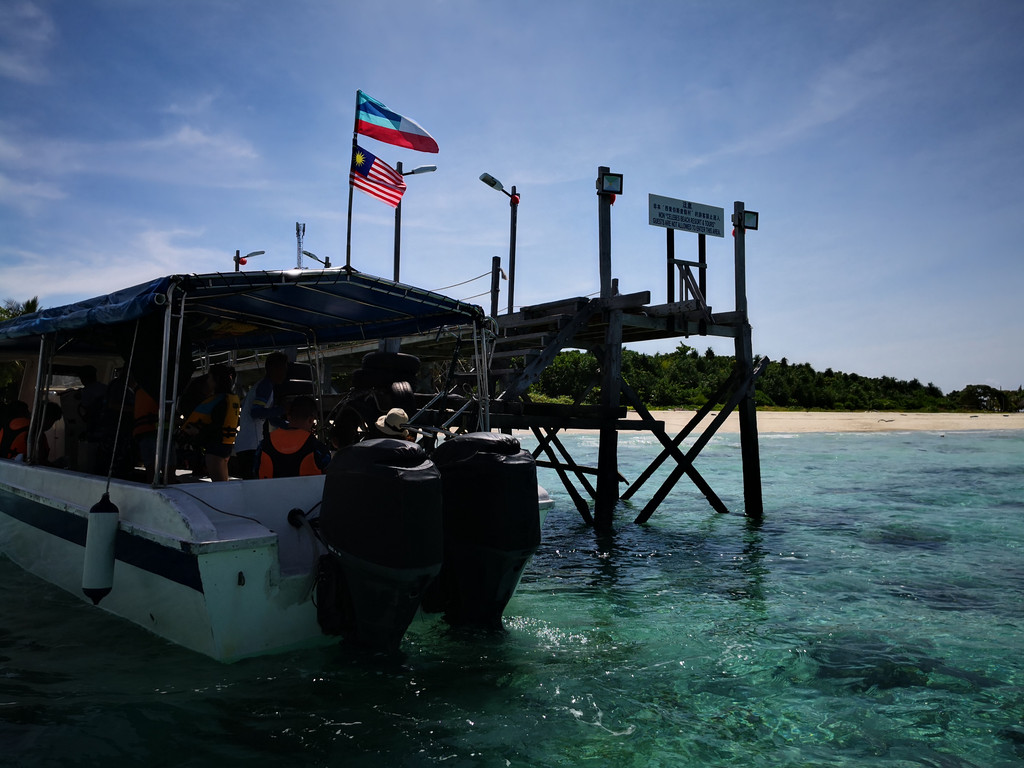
[597,172,623,195]
[479,172,505,192]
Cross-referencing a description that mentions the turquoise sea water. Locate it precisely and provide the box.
[2,429,1023,767]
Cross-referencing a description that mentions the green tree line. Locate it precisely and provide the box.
[2,297,1020,413]
[530,346,1024,413]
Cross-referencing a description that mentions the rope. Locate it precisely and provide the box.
[431,271,490,292]
[104,320,140,495]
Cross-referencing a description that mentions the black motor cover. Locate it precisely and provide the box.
[424,432,541,627]
[318,438,443,650]
[320,438,443,569]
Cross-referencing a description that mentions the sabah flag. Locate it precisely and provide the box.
[356,90,439,153]
[350,145,407,207]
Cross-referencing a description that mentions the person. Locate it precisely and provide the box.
[95,371,135,478]
[77,366,107,442]
[133,385,160,479]
[175,373,214,474]
[369,407,415,441]
[180,365,239,482]
[35,402,64,465]
[255,396,332,478]
[1,401,62,463]
[328,408,363,451]
[0,400,31,459]
[233,352,289,479]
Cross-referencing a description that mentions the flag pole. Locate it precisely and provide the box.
[345,90,360,270]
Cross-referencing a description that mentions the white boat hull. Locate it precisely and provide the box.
[0,461,553,661]
[0,462,336,661]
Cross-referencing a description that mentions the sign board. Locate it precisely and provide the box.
[648,194,725,238]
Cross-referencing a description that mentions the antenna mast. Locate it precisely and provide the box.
[296,222,305,268]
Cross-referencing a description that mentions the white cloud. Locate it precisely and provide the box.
[162,91,221,117]
[0,124,262,189]
[0,227,223,306]
[0,171,64,208]
[140,125,259,161]
[0,1,54,84]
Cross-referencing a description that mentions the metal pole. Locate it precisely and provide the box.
[490,256,501,318]
[733,202,748,317]
[508,186,518,314]
[346,91,359,270]
[595,166,619,531]
[153,296,174,486]
[597,167,612,298]
[393,161,402,281]
[698,233,707,301]
[666,229,674,303]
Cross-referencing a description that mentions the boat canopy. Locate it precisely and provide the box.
[0,269,485,354]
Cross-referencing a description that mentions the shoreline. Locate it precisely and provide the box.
[638,410,1024,434]
[513,410,1024,435]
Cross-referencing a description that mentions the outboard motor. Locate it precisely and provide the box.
[318,438,443,652]
[424,432,541,629]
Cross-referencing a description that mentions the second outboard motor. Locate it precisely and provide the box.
[424,432,541,629]
[318,438,443,652]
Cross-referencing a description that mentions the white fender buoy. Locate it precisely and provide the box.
[82,492,119,605]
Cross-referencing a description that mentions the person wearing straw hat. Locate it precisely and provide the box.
[370,407,415,441]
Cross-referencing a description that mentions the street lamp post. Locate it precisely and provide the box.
[479,173,520,314]
[234,249,265,271]
[302,250,331,268]
[393,161,437,282]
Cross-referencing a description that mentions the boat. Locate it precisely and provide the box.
[0,269,550,661]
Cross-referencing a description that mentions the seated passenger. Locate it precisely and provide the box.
[0,401,62,464]
[36,402,64,465]
[368,407,415,441]
[256,396,331,478]
[77,365,108,442]
[328,409,362,451]
[0,400,31,459]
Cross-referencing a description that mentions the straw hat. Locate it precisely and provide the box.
[375,408,409,437]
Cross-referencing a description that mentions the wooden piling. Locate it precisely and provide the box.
[732,201,763,519]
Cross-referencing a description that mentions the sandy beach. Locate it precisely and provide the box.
[635,410,1024,434]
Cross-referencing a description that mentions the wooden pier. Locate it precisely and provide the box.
[484,173,764,531]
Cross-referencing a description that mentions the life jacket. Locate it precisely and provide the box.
[183,393,241,446]
[133,388,159,438]
[0,416,30,459]
[257,429,324,478]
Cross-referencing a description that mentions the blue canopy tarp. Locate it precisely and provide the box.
[0,270,484,354]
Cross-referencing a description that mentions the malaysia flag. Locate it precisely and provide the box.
[350,145,407,208]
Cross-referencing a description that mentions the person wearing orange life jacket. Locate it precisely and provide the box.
[256,396,331,479]
[180,365,239,482]
[0,401,31,459]
[1,400,62,463]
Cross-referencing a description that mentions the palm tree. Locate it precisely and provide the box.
[0,296,40,403]
[1,296,40,321]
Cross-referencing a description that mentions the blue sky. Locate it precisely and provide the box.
[1,0,1022,394]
